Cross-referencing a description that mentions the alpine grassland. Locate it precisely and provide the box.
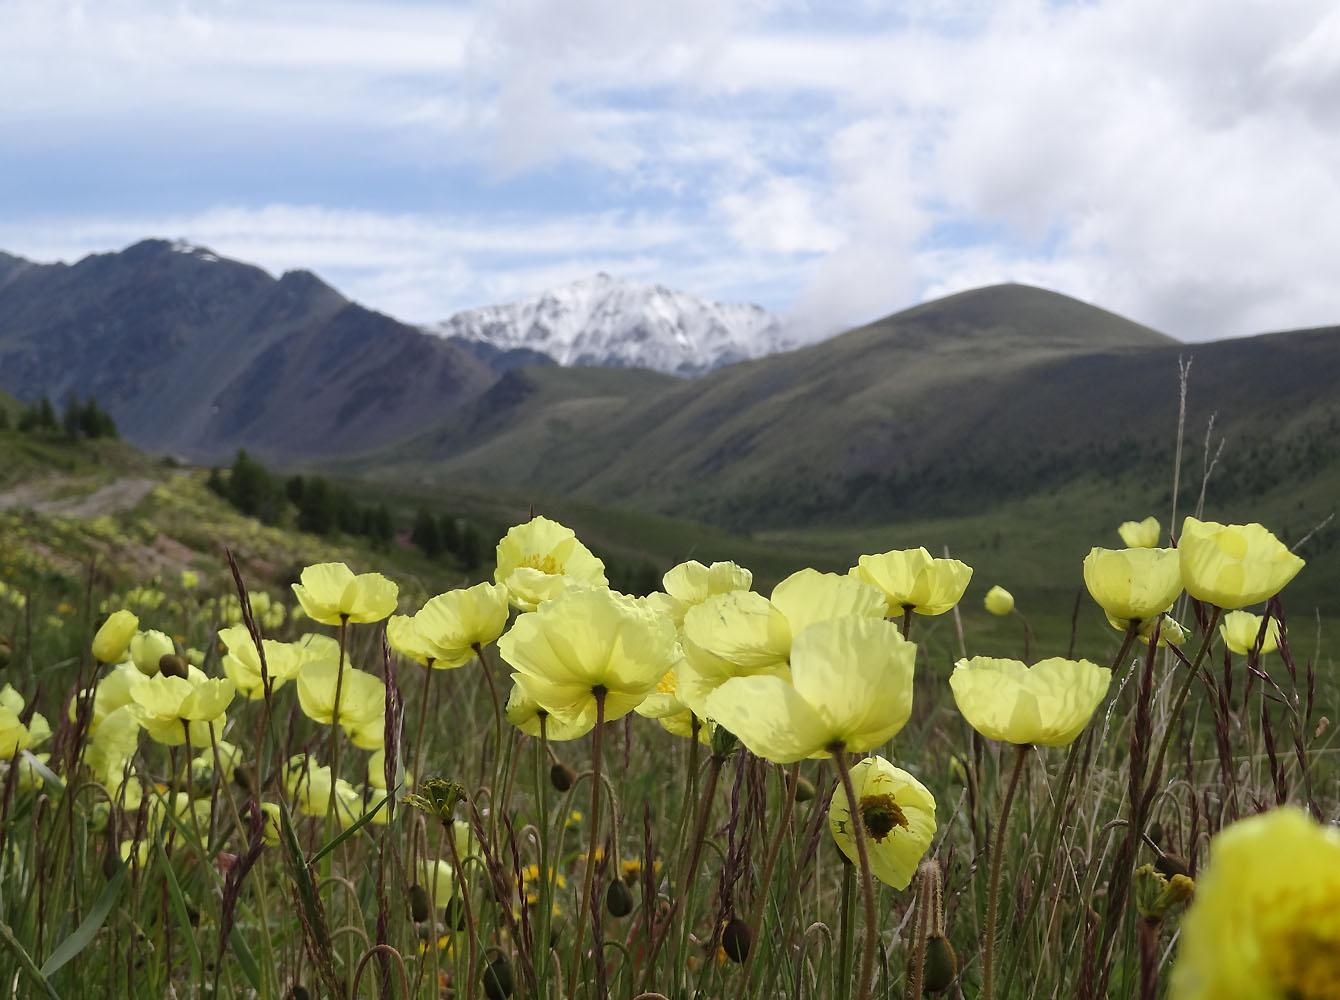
[0,370,1334,1000]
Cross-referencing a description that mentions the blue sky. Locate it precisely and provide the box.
[2,0,1338,341]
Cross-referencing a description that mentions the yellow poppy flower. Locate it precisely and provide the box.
[417,858,456,908]
[497,587,675,728]
[130,671,235,746]
[291,562,398,625]
[1106,611,1190,647]
[1178,518,1304,610]
[1219,611,1280,655]
[285,755,362,825]
[1169,807,1340,1000]
[218,625,304,698]
[1118,516,1161,548]
[0,685,49,757]
[92,609,138,663]
[984,586,1014,616]
[412,581,512,665]
[494,516,608,612]
[653,560,754,624]
[851,547,973,616]
[386,614,440,667]
[949,657,1110,747]
[129,630,175,677]
[504,684,596,741]
[296,660,385,740]
[703,617,916,764]
[1082,547,1184,626]
[677,570,885,715]
[84,662,148,731]
[633,663,711,743]
[828,756,936,890]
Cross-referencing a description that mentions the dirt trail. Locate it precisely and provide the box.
[0,477,159,518]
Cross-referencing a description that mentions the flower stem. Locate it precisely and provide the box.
[831,745,877,1000]
[569,687,607,1000]
[533,717,553,1000]
[737,761,801,999]
[983,742,1029,1000]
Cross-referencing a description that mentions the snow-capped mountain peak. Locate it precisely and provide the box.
[424,273,792,375]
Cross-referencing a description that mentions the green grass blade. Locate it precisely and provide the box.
[307,793,390,867]
[19,750,65,794]
[229,927,263,991]
[153,836,203,980]
[39,864,127,977]
[0,921,61,999]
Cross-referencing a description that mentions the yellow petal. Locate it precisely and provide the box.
[704,674,830,763]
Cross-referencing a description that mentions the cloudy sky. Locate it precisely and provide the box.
[2,0,1337,341]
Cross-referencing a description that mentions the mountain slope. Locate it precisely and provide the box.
[425,272,790,375]
[0,241,494,462]
[375,283,1189,523]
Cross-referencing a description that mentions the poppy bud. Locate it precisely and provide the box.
[550,762,576,792]
[721,917,751,963]
[606,879,634,917]
[410,883,431,923]
[159,654,189,679]
[793,775,816,802]
[922,933,957,994]
[483,954,514,1000]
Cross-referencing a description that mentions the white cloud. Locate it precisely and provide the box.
[3,0,1340,342]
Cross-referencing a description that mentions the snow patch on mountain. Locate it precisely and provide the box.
[423,273,794,375]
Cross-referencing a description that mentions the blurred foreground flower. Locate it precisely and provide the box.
[1170,807,1340,1000]
[1178,518,1304,610]
[828,756,936,889]
[950,657,1110,746]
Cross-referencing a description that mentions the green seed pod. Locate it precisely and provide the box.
[922,933,957,994]
[409,883,431,923]
[285,987,310,1000]
[1154,853,1191,880]
[159,654,189,679]
[1147,821,1164,848]
[606,878,634,917]
[550,762,576,792]
[793,775,816,802]
[721,917,751,963]
[482,954,514,1000]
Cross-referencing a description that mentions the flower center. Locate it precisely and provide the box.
[656,669,678,695]
[520,553,562,575]
[859,792,908,842]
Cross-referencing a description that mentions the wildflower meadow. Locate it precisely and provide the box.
[0,477,1333,1000]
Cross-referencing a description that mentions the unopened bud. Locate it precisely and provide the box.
[409,883,431,923]
[793,775,816,802]
[482,953,514,1000]
[606,879,634,917]
[922,933,957,994]
[550,762,576,792]
[158,654,189,679]
[721,918,751,963]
